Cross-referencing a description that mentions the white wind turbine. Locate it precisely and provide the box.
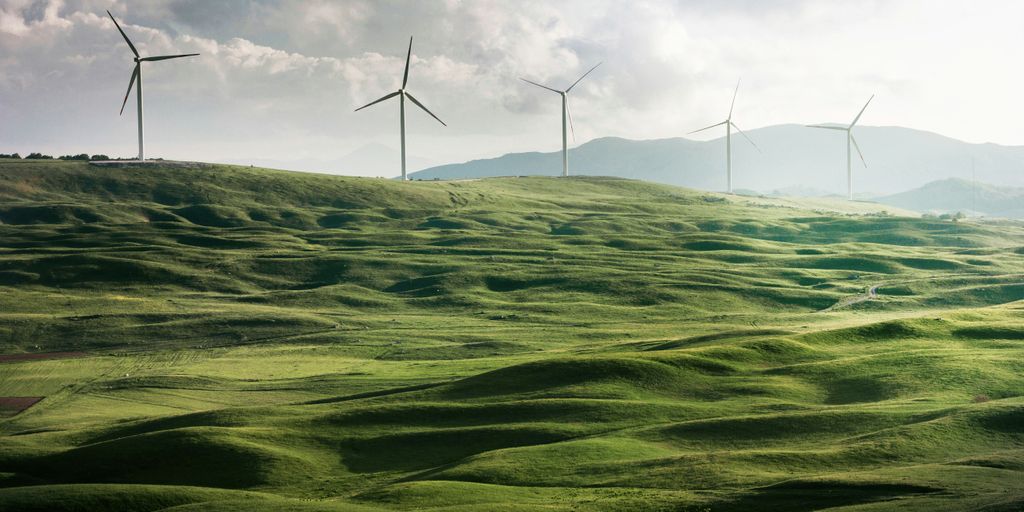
[354,37,446,181]
[808,95,874,200]
[520,63,602,177]
[108,10,199,161]
[689,80,761,194]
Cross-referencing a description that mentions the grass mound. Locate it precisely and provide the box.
[440,357,698,399]
[27,427,315,488]
[0,484,271,512]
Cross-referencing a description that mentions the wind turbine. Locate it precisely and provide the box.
[689,80,760,194]
[108,10,199,161]
[354,37,446,181]
[520,63,602,177]
[808,95,874,200]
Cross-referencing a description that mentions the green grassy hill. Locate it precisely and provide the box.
[1,160,1023,511]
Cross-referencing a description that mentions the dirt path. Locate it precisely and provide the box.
[821,284,880,312]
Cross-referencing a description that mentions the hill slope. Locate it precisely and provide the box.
[876,178,1024,218]
[410,124,1024,195]
[1,160,1024,511]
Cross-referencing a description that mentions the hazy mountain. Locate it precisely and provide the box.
[223,143,435,177]
[409,124,1024,196]
[875,178,1024,219]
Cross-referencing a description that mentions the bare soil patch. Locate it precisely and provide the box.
[0,397,43,415]
[0,351,87,363]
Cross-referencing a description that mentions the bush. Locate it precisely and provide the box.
[59,154,90,161]
[89,154,110,161]
[25,153,54,160]
[0,153,20,159]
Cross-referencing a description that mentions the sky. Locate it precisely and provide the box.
[2,0,1024,177]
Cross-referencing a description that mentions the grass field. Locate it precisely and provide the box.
[1,159,1023,511]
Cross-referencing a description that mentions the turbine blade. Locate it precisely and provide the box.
[565,62,602,93]
[354,91,401,112]
[402,36,413,89]
[728,78,740,119]
[730,122,761,153]
[566,97,576,142]
[851,133,867,167]
[806,124,848,131]
[687,120,728,135]
[140,53,200,62]
[520,78,561,94]
[405,92,446,126]
[107,10,139,58]
[120,64,139,115]
[850,94,874,127]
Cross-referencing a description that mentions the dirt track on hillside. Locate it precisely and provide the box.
[821,284,880,312]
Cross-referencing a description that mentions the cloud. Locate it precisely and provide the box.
[2,0,1024,174]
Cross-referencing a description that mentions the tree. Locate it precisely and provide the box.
[89,154,110,161]
[25,153,54,160]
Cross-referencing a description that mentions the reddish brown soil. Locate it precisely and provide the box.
[0,351,87,363]
[0,396,43,414]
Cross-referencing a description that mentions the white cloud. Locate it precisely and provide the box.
[2,0,1024,175]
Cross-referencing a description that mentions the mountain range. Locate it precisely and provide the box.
[409,124,1024,199]
[875,178,1024,218]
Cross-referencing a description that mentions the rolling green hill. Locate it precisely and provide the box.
[1,159,1023,511]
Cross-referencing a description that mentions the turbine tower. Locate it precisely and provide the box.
[520,63,602,177]
[354,37,446,181]
[808,95,874,200]
[689,79,761,194]
[108,10,199,161]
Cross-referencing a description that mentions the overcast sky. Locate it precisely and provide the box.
[2,0,1024,176]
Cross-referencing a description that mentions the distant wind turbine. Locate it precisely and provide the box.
[808,95,874,200]
[108,10,199,161]
[520,63,602,177]
[689,79,761,194]
[354,37,446,181]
